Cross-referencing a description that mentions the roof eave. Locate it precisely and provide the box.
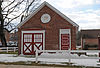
[17,1,47,28]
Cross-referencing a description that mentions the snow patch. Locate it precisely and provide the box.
[0,54,100,67]
[0,54,35,62]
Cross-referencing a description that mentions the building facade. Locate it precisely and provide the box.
[17,2,78,55]
[81,29,100,50]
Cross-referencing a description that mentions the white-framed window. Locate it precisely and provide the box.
[24,34,32,42]
[34,34,42,42]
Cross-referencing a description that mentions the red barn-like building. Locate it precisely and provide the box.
[17,1,79,55]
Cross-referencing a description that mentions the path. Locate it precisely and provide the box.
[0,64,67,68]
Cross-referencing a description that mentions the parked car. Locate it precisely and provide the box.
[8,41,18,46]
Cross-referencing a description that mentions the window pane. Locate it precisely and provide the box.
[34,34,42,42]
[24,34,32,42]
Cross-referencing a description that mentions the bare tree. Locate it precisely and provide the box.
[0,0,41,46]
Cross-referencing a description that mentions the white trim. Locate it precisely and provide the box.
[69,31,71,50]
[59,29,71,50]
[60,29,70,34]
[59,30,61,50]
[22,30,45,34]
[21,31,23,55]
[17,1,79,28]
[21,30,45,55]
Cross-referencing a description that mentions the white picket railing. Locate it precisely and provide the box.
[0,47,18,53]
[35,50,100,63]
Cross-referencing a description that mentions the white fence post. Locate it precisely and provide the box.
[14,47,16,52]
[68,50,71,65]
[7,47,8,53]
[36,49,38,63]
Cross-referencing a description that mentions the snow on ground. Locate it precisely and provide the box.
[38,58,99,67]
[87,52,98,56]
[72,59,98,67]
[0,54,100,67]
[0,54,35,62]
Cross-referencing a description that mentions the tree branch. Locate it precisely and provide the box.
[26,0,35,15]
[2,0,16,11]
[5,0,37,26]
[3,0,41,28]
[4,0,24,17]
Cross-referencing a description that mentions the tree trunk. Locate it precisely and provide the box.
[0,32,7,47]
[0,0,7,47]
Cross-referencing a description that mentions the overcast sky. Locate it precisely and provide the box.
[42,0,100,30]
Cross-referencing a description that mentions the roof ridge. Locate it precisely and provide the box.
[17,1,79,28]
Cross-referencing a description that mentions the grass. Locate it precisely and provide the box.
[0,51,18,54]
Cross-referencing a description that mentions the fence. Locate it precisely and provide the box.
[35,50,100,63]
[0,47,18,53]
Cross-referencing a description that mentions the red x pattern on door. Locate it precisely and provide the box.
[23,34,33,55]
[34,33,43,52]
[23,33,43,55]
[24,43,32,53]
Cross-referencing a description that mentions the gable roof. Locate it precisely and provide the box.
[17,1,79,28]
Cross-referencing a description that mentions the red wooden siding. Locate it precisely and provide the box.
[18,2,78,55]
